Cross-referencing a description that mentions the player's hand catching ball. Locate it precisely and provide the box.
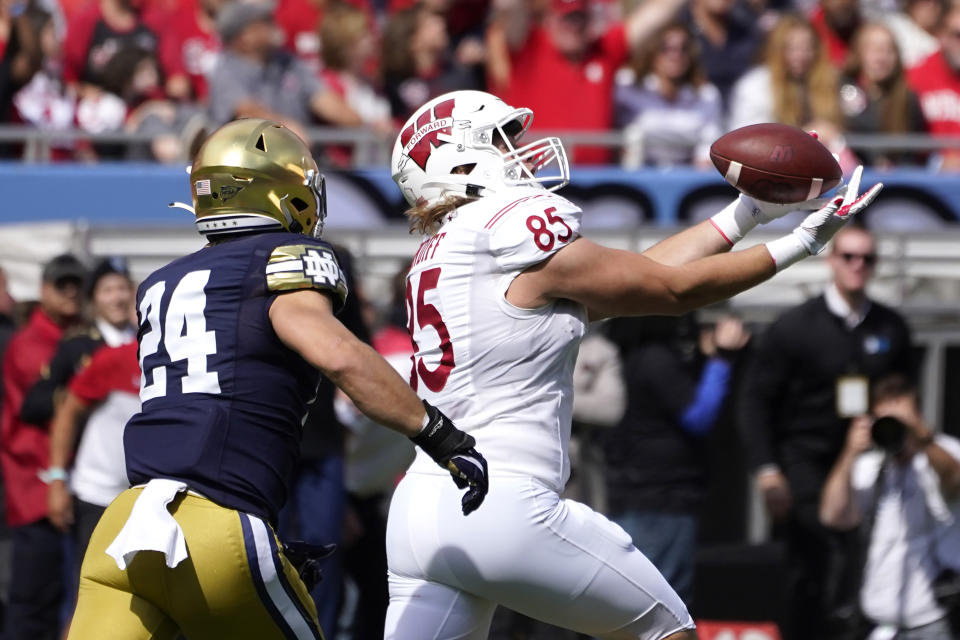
[766,165,883,270]
[413,401,489,515]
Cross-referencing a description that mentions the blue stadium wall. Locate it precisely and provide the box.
[0,164,956,230]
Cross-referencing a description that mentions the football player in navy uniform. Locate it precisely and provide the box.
[67,119,488,640]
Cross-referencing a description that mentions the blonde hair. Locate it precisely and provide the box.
[406,195,475,235]
[844,22,911,133]
[321,2,370,71]
[766,14,841,127]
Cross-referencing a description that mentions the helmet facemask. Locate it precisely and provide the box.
[303,168,327,238]
[467,108,569,194]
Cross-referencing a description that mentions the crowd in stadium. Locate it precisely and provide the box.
[0,0,958,167]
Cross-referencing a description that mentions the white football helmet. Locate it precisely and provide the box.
[391,90,570,207]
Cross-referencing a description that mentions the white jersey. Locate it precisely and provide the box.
[405,186,586,491]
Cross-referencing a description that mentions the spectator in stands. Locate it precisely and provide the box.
[319,1,392,166]
[840,22,927,168]
[820,374,960,639]
[809,0,862,66]
[615,21,723,169]
[729,14,843,145]
[39,259,134,569]
[1,253,85,640]
[21,257,135,428]
[9,7,73,153]
[684,0,763,107]
[157,0,224,102]
[604,312,748,605]
[738,225,914,640]
[62,0,157,90]
[207,0,362,140]
[0,2,49,126]
[882,0,943,69]
[93,46,205,161]
[273,0,324,71]
[381,2,479,123]
[909,3,960,171]
[485,0,686,165]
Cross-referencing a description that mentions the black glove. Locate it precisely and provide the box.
[412,400,489,516]
[281,540,337,591]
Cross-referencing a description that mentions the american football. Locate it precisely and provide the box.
[710,123,843,204]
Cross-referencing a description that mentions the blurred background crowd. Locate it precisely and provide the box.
[0,0,959,168]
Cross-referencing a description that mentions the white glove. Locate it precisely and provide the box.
[765,165,883,271]
[709,130,842,245]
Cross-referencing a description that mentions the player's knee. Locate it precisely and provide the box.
[663,630,698,640]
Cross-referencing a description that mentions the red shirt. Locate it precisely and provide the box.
[69,341,140,405]
[274,0,322,70]
[62,2,158,84]
[157,0,220,100]
[809,5,850,67]
[909,50,960,137]
[492,23,629,165]
[0,308,66,527]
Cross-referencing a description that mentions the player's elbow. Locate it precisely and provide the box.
[313,335,367,385]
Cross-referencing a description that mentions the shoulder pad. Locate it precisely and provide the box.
[265,241,348,311]
[485,193,582,272]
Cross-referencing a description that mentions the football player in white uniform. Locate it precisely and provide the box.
[385,90,882,640]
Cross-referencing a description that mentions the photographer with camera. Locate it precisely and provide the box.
[820,374,960,640]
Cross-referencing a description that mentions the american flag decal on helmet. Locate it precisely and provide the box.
[195,180,212,196]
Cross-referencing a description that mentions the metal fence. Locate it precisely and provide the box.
[4,124,960,165]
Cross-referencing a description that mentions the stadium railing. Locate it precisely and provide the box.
[3,125,960,164]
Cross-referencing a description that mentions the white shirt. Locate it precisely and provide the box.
[95,318,136,347]
[614,73,724,168]
[71,321,136,506]
[727,66,774,132]
[824,283,872,330]
[405,186,586,491]
[852,435,960,628]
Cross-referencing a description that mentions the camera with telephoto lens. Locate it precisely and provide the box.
[871,416,907,454]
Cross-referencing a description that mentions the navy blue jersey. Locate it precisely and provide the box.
[124,232,347,524]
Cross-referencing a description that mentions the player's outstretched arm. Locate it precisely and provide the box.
[642,190,839,267]
[270,290,488,515]
[510,172,882,318]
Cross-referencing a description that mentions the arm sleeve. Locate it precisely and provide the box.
[265,239,349,313]
[488,193,582,273]
[680,357,734,436]
[737,318,794,472]
[19,339,87,425]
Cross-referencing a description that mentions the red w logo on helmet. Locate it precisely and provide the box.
[400,99,455,171]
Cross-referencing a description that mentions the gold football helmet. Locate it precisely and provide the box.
[189,119,327,239]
